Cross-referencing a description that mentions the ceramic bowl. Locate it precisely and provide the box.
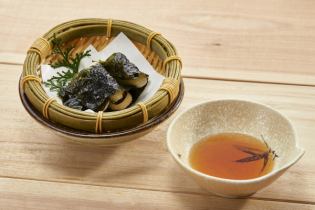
[19,79,184,146]
[167,99,305,198]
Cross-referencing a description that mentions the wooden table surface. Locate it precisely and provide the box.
[1,0,315,209]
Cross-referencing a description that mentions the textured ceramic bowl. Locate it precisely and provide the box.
[19,79,184,146]
[167,99,305,198]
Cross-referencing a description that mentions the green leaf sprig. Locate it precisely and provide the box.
[44,34,91,93]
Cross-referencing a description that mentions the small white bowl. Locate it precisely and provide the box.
[167,99,305,198]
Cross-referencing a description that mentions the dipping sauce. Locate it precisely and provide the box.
[189,133,276,180]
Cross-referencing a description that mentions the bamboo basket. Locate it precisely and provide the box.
[21,18,182,133]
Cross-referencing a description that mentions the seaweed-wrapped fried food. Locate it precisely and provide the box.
[57,52,149,112]
[59,64,120,111]
[100,53,149,88]
[109,92,133,111]
[109,88,133,111]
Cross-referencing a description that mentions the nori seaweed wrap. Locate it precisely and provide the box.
[59,63,119,111]
[100,52,149,88]
[58,53,149,112]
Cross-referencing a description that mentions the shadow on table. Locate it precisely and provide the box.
[38,136,120,178]
[173,191,248,210]
[38,135,156,181]
[169,166,248,210]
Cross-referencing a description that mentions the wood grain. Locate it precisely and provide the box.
[1,0,315,207]
[2,177,315,210]
[1,0,315,85]
[1,63,315,204]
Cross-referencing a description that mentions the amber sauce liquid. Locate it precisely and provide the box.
[189,133,275,180]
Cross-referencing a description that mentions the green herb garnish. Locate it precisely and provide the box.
[44,34,91,93]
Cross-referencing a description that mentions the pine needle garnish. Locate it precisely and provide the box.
[44,34,91,93]
[234,135,279,172]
